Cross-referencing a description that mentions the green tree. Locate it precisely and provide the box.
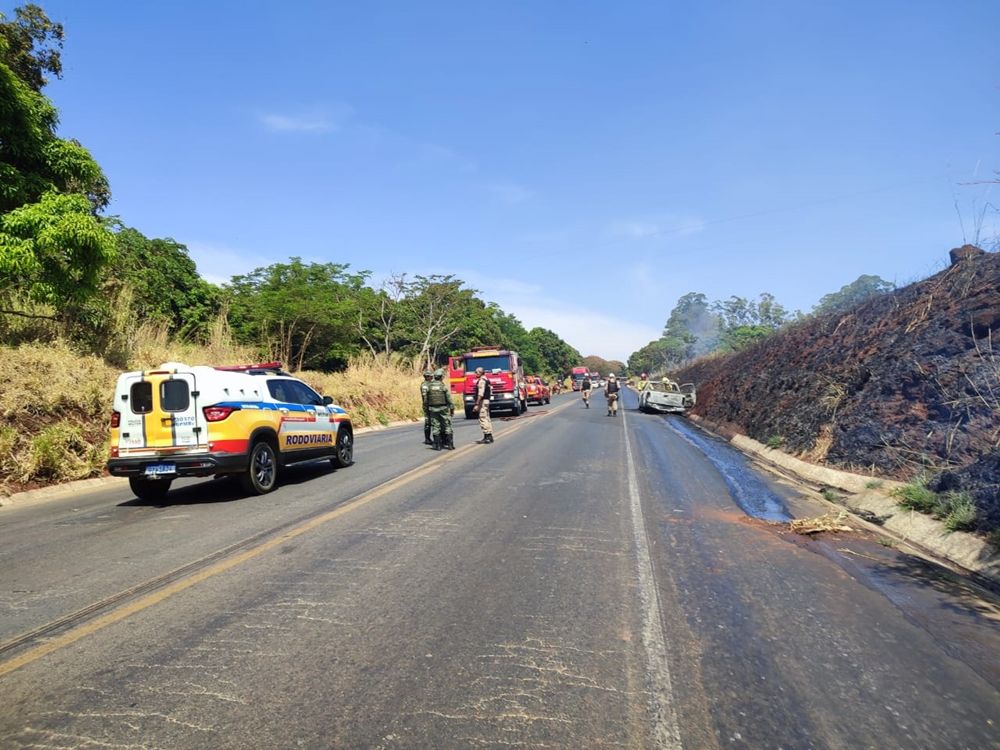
[714,292,792,352]
[401,274,484,368]
[227,259,370,371]
[0,192,113,307]
[446,297,503,358]
[0,15,113,318]
[526,326,581,378]
[628,338,676,375]
[0,3,63,92]
[355,273,409,359]
[813,274,895,316]
[0,37,109,213]
[108,226,220,339]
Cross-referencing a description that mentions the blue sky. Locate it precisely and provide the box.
[29,0,1000,360]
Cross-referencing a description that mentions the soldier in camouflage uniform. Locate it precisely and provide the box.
[425,369,455,450]
[420,370,434,444]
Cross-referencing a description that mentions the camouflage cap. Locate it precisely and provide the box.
[433,368,445,378]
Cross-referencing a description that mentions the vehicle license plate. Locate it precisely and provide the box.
[144,463,177,477]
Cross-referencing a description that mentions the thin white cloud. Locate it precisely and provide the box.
[257,103,354,134]
[484,182,533,205]
[619,221,661,238]
[184,241,275,286]
[610,214,706,240]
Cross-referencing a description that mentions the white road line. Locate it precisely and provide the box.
[622,405,683,749]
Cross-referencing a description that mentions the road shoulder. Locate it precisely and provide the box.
[687,413,1000,587]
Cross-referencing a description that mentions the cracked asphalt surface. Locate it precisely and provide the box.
[1,389,998,749]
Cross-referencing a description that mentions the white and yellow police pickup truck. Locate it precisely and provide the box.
[107,362,353,501]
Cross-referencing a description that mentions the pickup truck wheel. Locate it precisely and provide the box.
[240,439,278,495]
[129,476,172,502]
[332,427,354,468]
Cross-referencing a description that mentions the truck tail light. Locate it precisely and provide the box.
[110,446,119,457]
[110,410,120,428]
[203,405,239,422]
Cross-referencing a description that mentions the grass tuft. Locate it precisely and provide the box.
[939,491,977,532]
[892,477,938,514]
[820,487,844,503]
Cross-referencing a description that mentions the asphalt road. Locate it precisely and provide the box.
[1,389,998,749]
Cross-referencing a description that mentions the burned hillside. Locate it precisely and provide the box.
[675,246,1000,531]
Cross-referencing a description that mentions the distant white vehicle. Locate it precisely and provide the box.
[637,379,696,414]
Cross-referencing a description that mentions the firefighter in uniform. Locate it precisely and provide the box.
[420,369,434,444]
[473,366,494,444]
[605,373,620,416]
[425,369,455,450]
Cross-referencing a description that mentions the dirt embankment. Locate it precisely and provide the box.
[675,246,1000,531]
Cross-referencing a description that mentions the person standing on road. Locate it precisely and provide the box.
[605,373,620,416]
[420,369,434,445]
[473,366,494,444]
[425,369,455,450]
[581,375,592,408]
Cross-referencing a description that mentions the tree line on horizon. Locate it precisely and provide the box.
[628,276,897,376]
[0,4,587,379]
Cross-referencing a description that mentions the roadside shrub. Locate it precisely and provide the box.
[940,491,978,532]
[766,435,784,449]
[893,478,938,514]
[24,422,104,483]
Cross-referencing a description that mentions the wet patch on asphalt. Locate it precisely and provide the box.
[663,418,792,522]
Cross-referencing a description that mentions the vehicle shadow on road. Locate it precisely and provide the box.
[117,461,346,508]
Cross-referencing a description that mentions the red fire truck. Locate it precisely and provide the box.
[456,347,528,418]
[447,356,466,394]
[570,366,589,391]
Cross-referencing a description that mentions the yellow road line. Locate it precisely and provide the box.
[0,397,573,678]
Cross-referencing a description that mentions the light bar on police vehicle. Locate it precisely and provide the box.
[214,361,287,374]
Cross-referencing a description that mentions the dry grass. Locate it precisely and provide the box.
[0,341,117,491]
[789,511,853,535]
[301,353,427,427]
[0,341,118,421]
[803,423,835,462]
[125,317,256,371]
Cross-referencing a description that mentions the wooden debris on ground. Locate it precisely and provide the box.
[789,510,853,535]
